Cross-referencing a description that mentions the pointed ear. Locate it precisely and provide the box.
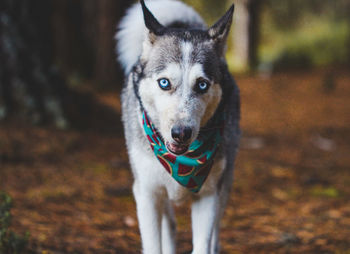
[140,0,165,37]
[208,4,234,53]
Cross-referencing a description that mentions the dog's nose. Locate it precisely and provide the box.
[171,126,192,143]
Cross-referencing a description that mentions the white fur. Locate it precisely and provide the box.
[181,41,193,79]
[116,0,205,74]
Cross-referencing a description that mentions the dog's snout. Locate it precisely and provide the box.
[171,126,192,143]
[182,127,192,142]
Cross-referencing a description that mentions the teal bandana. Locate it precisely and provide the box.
[142,111,224,193]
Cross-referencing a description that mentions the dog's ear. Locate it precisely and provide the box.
[208,4,234,55]
[141,0,165,42]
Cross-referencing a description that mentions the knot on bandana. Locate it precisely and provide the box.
[142,110,224,193]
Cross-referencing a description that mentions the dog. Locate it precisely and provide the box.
[116,0,240,253]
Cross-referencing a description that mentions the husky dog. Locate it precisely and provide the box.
[116,0,240,253]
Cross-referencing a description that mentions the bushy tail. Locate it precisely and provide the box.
[115,0,205,74]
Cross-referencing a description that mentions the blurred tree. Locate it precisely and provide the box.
[52,0,133,89]
[262,0,350,70]
[95,0,132,88]
[0,0,68,127]
[52,0,92,78]
[232,0,262,71]
[346,1,350,66]
[265,0,337,30]
[184,0,227,25]
[0,0,133,127]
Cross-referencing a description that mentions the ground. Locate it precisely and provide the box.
[1,69,350,253]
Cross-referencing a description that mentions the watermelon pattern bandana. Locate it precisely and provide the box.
[142,110,224,193]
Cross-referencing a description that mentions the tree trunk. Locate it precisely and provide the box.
[233,0,262,71]
[347,3,350,67]
[0,0,68,127]
[52,0,93,78]
[94,0,133,89]
[247,0,262,70]
[94,0,119,88]
[51,0,133,89]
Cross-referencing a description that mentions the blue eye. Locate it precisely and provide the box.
[158,78,171,90]
[195,80,210,93]
[199,82,208,90]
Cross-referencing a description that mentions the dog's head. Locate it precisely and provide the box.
[138,0,234,155]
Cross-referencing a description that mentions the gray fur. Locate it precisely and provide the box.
[141,31,222,82]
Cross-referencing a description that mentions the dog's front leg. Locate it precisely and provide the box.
[191,193,219,254]
[162,199,176,254]
[133,182,162,254]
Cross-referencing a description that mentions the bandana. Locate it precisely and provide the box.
[142,110,224,193]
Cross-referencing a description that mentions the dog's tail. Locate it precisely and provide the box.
[115,0,205,74]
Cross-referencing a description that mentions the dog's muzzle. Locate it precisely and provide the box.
[168,126,192,154]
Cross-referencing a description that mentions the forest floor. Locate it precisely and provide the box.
[1,69,350,254]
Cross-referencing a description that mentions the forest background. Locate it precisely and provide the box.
[1,0,350,253]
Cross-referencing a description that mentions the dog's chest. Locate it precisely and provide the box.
[129,144,188,202]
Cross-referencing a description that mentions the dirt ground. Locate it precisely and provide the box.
[1,69,350,254]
